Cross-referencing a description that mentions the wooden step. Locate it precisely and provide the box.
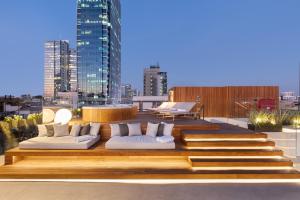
[189,158,293,168]
[0,167,300,179]
[184,141,275,148]
[185,149,283,157]
[182,133,268,141]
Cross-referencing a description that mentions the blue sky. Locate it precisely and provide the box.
[0,0,299,96]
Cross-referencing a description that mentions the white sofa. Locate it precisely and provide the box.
[19,135,100,150]
[105,135,175,150]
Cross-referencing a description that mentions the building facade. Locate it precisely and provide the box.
[69,49,77,92]
[77,0,121,105]
[44,40,70,102]
[121,84,133,104]
[143,65,168,96]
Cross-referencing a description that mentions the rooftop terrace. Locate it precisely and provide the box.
[1,112,300,180]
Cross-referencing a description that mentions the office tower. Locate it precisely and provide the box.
[132,88,141,97]
[143,65,168,96]
[44,40,70,102]
[77,0,121,105]
[121,84,132,98]
[121,84,133,103]
[69,49,77,92]
[157,71,168,96]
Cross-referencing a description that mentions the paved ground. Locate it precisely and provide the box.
[0,182,300,200]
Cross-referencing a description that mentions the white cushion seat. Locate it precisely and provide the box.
[105,135,175,150]
[19,136,100,150]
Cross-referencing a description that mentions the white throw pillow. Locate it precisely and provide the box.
[163,123,174,136]
[89,122,101,136]
[110,124,121,137]
[146,123,159,137]
[128,123,142,136]
[70,124,81,137]
[54,124,70,137]
[37,125,47,137]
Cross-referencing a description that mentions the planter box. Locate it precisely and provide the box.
[248,124,282,132]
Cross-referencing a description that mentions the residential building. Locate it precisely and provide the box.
[132,88,141,97]
[77,0,121,105]
[0,95,43,118]
[69,49,77,92]
[281,91,297,101]
[143,65,168,96]
[44,40,70,102]
[121,84,133,104]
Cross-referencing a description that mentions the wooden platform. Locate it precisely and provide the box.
[1,114,300,180]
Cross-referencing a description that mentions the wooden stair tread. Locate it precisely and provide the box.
[189,158,293,167]
[190,158,291,162]
[182,133,267,139]
[185,149,283,156]
[184,141,275,147]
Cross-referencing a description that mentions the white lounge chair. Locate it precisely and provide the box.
[160,102,196,121]
[149,102,176,113]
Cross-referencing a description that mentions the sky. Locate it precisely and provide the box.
[0,0,300,96]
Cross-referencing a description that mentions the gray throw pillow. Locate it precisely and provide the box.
[45,124,55,137]
[119,124,129,136]
[80,124,90,136]
[157,123,165,137]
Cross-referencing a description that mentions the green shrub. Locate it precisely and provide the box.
[27,113,42,124]
[0,121,18,149]
[72,108,82,117]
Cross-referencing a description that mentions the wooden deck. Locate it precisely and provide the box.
[1,113,300,180]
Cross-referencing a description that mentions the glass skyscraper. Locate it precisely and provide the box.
[44,40,70,102]
[77,0,121,105]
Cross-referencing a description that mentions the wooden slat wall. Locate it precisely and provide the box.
[170,86,279,117]
[227,86,279,118]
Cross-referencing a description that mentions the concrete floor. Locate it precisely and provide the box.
[0,182,300,200]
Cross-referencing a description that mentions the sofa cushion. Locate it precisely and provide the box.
[45,124,55,137]
[110,124,121,137]
[128,123,142,136]
[54,124,69,137]
[146,123,159,137]
[70,124,81,137]
[163,123,174,136]
[19,135,100,150]
[89,123,101,136]
[157,123,165,137]
[37,125,48,137]
[105,136,175,150]
[80,124,90,136]
[119,124,129,136]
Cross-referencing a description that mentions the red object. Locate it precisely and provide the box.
[257,99,276,110]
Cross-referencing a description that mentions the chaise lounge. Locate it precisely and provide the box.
[158,102,196,120]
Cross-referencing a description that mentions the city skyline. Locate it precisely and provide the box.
[1,0,300,96]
